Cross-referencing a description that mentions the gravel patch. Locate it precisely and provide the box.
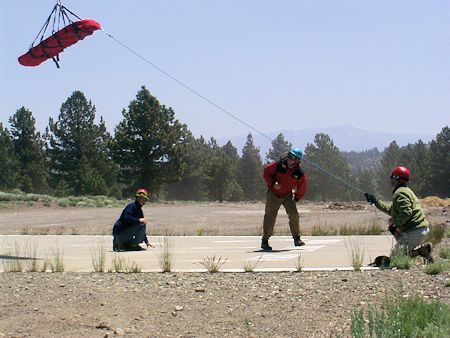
[1,263,448,337]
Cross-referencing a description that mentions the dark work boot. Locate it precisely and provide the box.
[261,239,272,251]
[418,242,434,264]
[113,238,119,251]
[293,236,305,247]
[113,238,124,252]
[125,243,146,251]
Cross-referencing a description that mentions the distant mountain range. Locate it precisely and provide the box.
[218,125,434,156]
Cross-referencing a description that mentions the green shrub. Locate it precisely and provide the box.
[67,197,79,206]
[439,245,450,259]
[0,192,19,201]
[42,196,53,207]
[351,294,450,337]
[390,253,413,270]
[56,198,70,208]
[24,194,41,202]
[366,223,384,235]
[311,225,337,236]
[340,224,383,236]
[429,223,445,245]
[424,260,449,275]
[196,226,205,236]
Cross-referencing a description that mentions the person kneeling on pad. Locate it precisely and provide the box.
[113,188,154,251]
[365,166,433,263]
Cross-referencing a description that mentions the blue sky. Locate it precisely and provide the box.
[1,1,449,141]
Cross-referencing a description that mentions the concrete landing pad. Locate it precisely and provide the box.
[0,235,395,272]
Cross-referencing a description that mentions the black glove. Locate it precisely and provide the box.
[294,197,300,202]
[364,193,377,204]
[388,224,397,235]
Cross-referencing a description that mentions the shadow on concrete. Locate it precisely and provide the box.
[0,254,40,261]
[253,249,297,253]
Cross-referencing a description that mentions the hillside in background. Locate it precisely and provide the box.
[219,125,434,157]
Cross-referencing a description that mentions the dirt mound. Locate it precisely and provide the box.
[421,196,449,207]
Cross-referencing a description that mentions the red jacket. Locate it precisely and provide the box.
[263,160,307,200]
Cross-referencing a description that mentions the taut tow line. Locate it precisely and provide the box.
[103,30,365,195]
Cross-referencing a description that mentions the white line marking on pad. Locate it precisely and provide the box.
[252,253,299,261]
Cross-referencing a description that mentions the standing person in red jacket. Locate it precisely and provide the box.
[261,148,307,251]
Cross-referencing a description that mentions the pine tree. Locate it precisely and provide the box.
[266,133,292,163]
[9,107,48,193]
[428,126,450,197]
[376,141,401,198]
[204,139,242,202]
[304,133,352,201]
[343,148,381,174]
[357,169,377,195]
[205,138,227,201]
[0,123,20,190]
[222,141,243,201]
[46,91,117,196]
[165,134,210,200]
[112,86,188,196]
[238,132,264,200]
[398,141,430,197]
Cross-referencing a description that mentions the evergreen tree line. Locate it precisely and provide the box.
[1,87,448,201]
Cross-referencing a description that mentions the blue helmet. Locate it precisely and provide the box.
[288,148,303,160]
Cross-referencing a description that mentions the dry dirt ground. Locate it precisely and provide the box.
[0,201,446,236]
[0,202,449,337]
[1,262,449,337]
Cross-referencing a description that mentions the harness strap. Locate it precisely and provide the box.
[71,22,83,40]
[53,32,65,49]
[39,41,52,59]
[52,56,61,68]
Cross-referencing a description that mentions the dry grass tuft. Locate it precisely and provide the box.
[242,255,263,272]
[295,253,304,272]
[91,239,107,272]
[159,235,175,273]
[198,256,227,273]
[345,237,365,271]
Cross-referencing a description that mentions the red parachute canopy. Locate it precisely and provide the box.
[18,20,101,67]
[18,2,101,68]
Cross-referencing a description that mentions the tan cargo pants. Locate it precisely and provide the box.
[262,190,300,240]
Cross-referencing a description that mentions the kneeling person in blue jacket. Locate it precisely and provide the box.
[113,188,154,251]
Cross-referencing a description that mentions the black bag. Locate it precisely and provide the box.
[369,255,391,268]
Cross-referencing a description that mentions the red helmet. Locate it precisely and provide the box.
[390,166,410,182]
